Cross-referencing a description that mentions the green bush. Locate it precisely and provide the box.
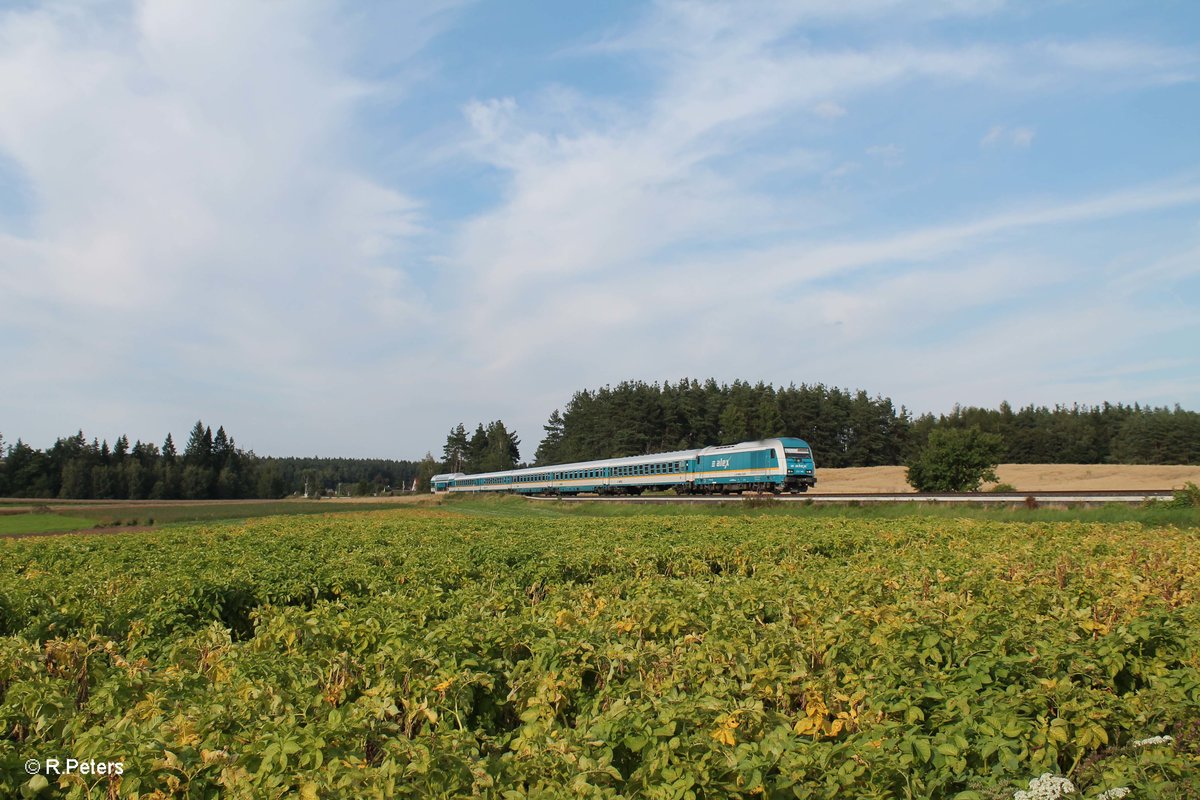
[1168,481,1200,509]
[906,426,1004,492]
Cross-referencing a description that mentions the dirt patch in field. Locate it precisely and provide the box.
[321,495,436,504]
[812,464,1200,493]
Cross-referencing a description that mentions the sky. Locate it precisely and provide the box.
[1,0,1198,460]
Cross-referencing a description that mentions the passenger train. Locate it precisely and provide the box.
[430,437,816,496]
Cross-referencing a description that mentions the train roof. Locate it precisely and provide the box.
[444,437,810,481]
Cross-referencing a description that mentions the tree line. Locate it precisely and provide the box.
[522,379,1199,468]
[440,421,522,474]
[5,381,1197,498]
[0,422,423,500]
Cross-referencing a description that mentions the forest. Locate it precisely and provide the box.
[3,379,1198,499]
[0,421,423,500]
[524,380,1200,468]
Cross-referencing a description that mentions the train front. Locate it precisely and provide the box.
[779,438,817,492]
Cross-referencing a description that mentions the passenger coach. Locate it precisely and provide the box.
[431,437,816,496]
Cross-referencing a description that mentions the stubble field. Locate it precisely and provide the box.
[813,464,1200,494]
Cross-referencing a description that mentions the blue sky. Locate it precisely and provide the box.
[1,0,1198,459]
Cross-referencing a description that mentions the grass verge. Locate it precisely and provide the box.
[0,514,100,535]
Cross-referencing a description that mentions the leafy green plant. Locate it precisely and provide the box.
[907,426,1005,492]
[0,511,1197,798]
[1168,481,1200,508]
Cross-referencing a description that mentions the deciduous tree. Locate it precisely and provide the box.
[906,426,1004,492]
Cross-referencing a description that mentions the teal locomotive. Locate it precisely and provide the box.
[430,437,816,496]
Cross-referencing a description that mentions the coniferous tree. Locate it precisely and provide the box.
[718,404,749,444]
[753,395,785,440]
[466,424,489,473]
[482,421,520,472]
[442,424,469,473]
[158,433,180,499]
[213,426,232,469]
[184,421,209,467]
[535,410,566,465]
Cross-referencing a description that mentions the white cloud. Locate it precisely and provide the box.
[0,1,451,453]
[982,124,1035,148]
[813,100,847,119]
[1010,126,1035,147]
[1040,39,1199,84]
[866,143,904,165]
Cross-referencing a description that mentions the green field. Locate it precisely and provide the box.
[0,514,100,536]
[1,508,1198,798]
[0,499,436,536]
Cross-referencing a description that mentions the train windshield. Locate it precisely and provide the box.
[784,448,812,460]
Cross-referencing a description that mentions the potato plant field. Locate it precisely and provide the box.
[1,510,1198,799]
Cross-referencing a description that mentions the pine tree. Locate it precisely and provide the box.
[482,421,520,472]
[184,421,210,467]
[212,426,232,469]
[534,410,565,465]
[466,424,488,473]
[442,424,469,473]
[754,397,785,440]
[718,404,749,444]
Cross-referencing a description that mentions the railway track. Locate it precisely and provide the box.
[527,490,1178,504]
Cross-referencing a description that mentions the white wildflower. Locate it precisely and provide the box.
[1097,788,1131,800]
[1012,772,1077,800]
[1131,734,1173,747]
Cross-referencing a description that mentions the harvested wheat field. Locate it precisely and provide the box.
[812,463,1200,493]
